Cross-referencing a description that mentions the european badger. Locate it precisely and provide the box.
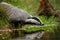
[0,2,44,28]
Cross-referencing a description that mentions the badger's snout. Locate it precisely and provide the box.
[25,17,44,26]
[32,17,44,26]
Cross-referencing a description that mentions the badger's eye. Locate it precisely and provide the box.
[32,17,40,22]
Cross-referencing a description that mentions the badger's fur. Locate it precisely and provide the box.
[0,2,44,28]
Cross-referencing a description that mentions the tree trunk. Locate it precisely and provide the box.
[37,0,55,18]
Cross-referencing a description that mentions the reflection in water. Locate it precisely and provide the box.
[10,31,44,40]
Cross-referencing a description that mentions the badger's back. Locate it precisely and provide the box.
[0,2,31,21]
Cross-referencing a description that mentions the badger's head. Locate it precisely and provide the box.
[25,17,44,26]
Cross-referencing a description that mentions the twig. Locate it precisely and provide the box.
[0,24,58,32]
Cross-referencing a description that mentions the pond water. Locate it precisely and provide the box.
[10,31,44,40]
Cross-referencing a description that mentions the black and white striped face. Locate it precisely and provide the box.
[25,17,44,25]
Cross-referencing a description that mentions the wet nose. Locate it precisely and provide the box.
[40,24,44,26]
